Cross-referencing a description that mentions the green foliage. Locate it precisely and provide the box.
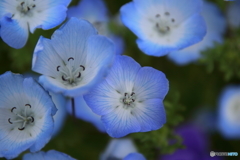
[200,29,240,81]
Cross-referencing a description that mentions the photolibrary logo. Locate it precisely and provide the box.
[210,151,238,157]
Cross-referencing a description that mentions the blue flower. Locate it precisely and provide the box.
[32,17,115,97]
[100,138,138,160]
[67,96,105,132]
[168,1,226,65]
[84,55,168,138]
[124,153,146,160]
[23,150,76,160]
[120,0,207,57]
[0,71,57,159]
[227,0,240,29]
[218,85,240,139]
[68,0,125,55]
[0,0,71,49]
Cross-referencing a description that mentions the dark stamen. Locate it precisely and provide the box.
[165,12,170,16]
[156,14,160,18]
[172,18,175,22]
[27,7,30,11]
[18,127,25,131]
[11,107,16,112]
[25,104,31,108]
[62,76,67,81]
[21,2,25,6]
[124,93,127,96]
[32,4,36,8]
[57,66,60,71]
[131,92,135,96]
[30,116,34,123]
[132,99,135,102]
[68,57,74,61]
[77,72,81,78]
[80,65,85,71]
[8,118,12,124]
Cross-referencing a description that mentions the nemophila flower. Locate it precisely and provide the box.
[168,1,226,65]
[227,0,240,28]
[218,85,240,139]
[0,71,56,159]
[23,150,76,160]
[68,0,125,55]
[32,17,115,97]
[67,96,105,132]
[0,0,71,49]
[100,138,138,160]
[120,0,207,56]
[84,55,168,138]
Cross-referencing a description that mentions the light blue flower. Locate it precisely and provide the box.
[67,96,105,132]
[32,17,115,97]
[100,138,138,160]
[68,0,125,55]
[0,0,71,49]
[23,150,76,160]
[0,71,57,159]
[218,85,240,139]
[227,0,240,28]
[167,1,226,65]
[124,153,146,160]
[120,0,207,57]
[84,55,168,138]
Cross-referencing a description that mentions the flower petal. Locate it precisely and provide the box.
[134,67,169,101]
[0,15,28,49]
[123,153,146,160]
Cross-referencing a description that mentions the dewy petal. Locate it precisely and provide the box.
[0,15,28,49]
[123,153,146,160]
[101,108,141,138]
[32,36,65,78]
[105,55,141,94]
[67,96,105,132]
[51,17,97,67]
[134,67,169,101]
[68,0,108,22]
[133,99,166,132]
[23,150,76,160]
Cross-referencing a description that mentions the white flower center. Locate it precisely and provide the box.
[121,92,136,109]
[57,57,85,86]
[151,12,176,36]
[16,0,37,17]
[8,104,34,131]
[226,95,240,125]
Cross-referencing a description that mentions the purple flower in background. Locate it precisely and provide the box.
[32,17,115,97]
[23,150,76,160]
[120,0,206,57]
[68,0,125,55]
[160,124,223,160]
[67,96,105,132]
[218,85,240,139]
[0,72,56,159]
[168,1,226,65]
[0,0,71,49]
[84,55,168,138]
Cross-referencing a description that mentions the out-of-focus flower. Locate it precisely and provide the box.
[227,0,240,28]
[32,17,115,97]
[0,71,56,159]
[218,85,240,139]
[160,124,223,160]
[84,55,168,138]
[100,138,138,160]
[23,150,76,160]
[0,0,71,49]
[120,0,206,56]
[67,96,105,132]
[68,0,125,55]
[123,153,146,160]
[168,1,226,65]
